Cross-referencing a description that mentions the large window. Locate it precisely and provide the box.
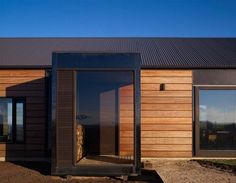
[196,87,236,156]
[0,98,25,143]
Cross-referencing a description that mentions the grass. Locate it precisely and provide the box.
[204,159,236,166]
[196,159,236,173]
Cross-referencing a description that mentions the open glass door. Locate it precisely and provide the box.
[76,71,134,166]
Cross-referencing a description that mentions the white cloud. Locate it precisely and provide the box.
[200,106,236,124]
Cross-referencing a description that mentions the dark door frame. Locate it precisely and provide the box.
[194,85,236,157]
[51,52,141,176]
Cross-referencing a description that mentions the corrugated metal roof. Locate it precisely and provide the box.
[0,38,236,68]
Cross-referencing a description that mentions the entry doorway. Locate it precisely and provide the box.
[52,53,141,176]
[76,71,134,165]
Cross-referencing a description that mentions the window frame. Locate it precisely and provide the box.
[0,97,26,144]
[194,86,236,157]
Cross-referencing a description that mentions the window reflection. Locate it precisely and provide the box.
[76,71,134,165]
[0,99,13,142]
[0,98,25,142]
[199,90,236,150]
[16,101,24,142]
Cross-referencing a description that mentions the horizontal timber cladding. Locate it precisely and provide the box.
[141,70,193,157]
[56,70,74,167]
[119,84,134,156]
[0,69,46,159]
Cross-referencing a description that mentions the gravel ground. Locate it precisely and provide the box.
[0,160,235,183]
[148,159,236,183]
[0,161,162,183]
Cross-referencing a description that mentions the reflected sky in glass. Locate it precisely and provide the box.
[200,90,236,124]
[16,102,24,141]
[0,99,13,141]
[199,90,236,150]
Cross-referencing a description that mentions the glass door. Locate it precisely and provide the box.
[76,71,134,166]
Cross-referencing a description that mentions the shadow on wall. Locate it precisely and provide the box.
[0,78,47,162]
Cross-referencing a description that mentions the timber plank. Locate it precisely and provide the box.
[141,77,192,84]
[121,131,192,138]
[141,90,192,97]
[141,110,192,118]
[141,104,192,111]
[0,76,45,83]
[141,151,192,157]
[0,70,45,77]
[121,144,192,151]
[141,70,192,77]
[141,124,192,131]
[141,97,192,104]
[141,117,192,124]
[141,83,192,91]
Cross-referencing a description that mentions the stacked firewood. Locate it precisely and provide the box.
[77,124,85,162]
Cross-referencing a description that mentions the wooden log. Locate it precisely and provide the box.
[76,124,85,162]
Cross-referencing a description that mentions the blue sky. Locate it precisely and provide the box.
[0,0,236,37]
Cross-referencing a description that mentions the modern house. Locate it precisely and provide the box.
[0,38,236,176]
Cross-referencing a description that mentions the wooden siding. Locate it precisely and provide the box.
[118,70,193,157]
[0,69,46,158]
[119,84,134,156]
[56,70,74,167]
[141,70,193,157]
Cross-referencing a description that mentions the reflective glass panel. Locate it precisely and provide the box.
[76,71,134,166]
[0,99,13,142]
[16,101,24,142]
[199,90,236,150]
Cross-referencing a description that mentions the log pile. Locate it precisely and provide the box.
[77,124,85,162]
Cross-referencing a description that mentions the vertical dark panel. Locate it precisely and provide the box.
[45,69,51,156]
[56,70,74,167]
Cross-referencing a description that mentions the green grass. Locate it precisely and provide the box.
[203,159,236,166]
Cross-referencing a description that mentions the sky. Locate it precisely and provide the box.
[200,90,236,124]
[0,0,236,37]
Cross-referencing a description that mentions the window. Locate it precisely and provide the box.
[195,87,236,156]
[0,98,13,142]
[199,90,236,150]
[0,98,25,143]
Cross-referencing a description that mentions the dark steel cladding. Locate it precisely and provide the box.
[0,38,236,68]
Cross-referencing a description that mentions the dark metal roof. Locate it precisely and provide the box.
[0,38,236,68]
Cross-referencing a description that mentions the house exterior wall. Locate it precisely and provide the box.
[141,70,193,157]
[119,84,134,156]
[0,69,47,159]
[0,69,194,160]
[95,69,193,158]
[110,69,193,158]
